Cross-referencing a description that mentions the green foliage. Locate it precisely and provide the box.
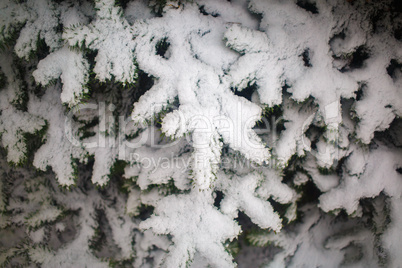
[147,178,185,196]
[262,104,283,119]
[108,257,135,268]
[114,0,131,9]
[0,246,26,267]
[149,0,169,15]
[0,0,401,267]
[0,69,6,90]
[224,239,240,257]
[155,37,170,58]
[305,124,327,150]
[246,229,274,247]
[109,160,127,180]
[0,21,24,52]
[77,116,99,140]
[7,55,29,111]
[23,176,65,229]
[317,166,335,175]
[295,181,322,209]
[0,175,8,213]
[20,121,48,167]
[89,211,105,252]
[33,36,51,61]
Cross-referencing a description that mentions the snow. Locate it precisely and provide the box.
[246,0,357,138]
[0,53,46,165]
[1,0,402,267]
[123,125,192,190]
[248,204,379,267]
[64,0,138,84]
[330,1,402,144]
[131,4,270,189]
[134,229,170,268]
[351,34,402,143]
[140,191,241,268]
[31,2,90,106]
[304,155,340,193]
[217,171,291,231]
[319,142,402,214]
[382,197,402,267]
[124,0,154,24]
[273,97,316,166]
[225,23,287,106]
[28,86,88,186]
[0,0,29,47]
[14,0,61,59]
[33,47,89,107]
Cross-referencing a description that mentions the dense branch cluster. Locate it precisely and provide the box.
[0,0,401,267]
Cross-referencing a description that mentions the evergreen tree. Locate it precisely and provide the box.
[0,0,401,267]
